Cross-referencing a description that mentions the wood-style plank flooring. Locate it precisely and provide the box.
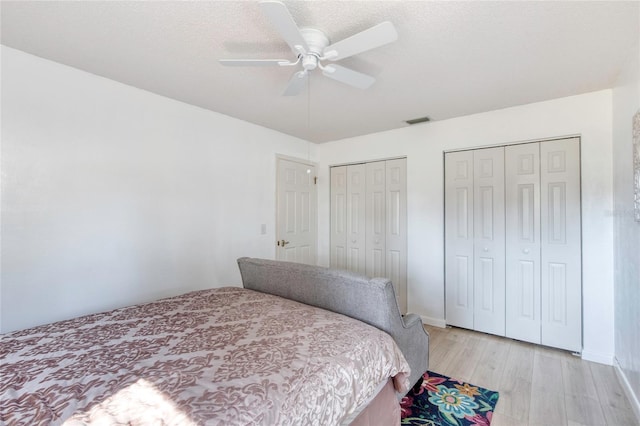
[424,325,638,426]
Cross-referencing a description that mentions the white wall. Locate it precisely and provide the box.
[317,90,616,364]
[612,26,640,415]
[0,46,314,333]
[0,45,621,368]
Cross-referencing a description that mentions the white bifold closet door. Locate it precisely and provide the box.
[346,164,367,274]
[445,148,505,335]
[331,164,367,273]
[505,139,581,351]
[473,147,506,336]
[330,158,407,313]
[505,142,542,344]
[385,159,408,314]
[444,151,475,329]
[446,138,582,352]
[539,139,581,352]
[366,161,387,278]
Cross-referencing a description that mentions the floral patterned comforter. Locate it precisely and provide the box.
[1,287,410,425]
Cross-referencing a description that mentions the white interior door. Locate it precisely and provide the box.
[445,150,475,329]
[386,159,408,313]
[506,143,542,343]
[365,161,387,278]
[540,138,582,351]
[330,166,347,270]
[347,164,367,274]
[276,158,317,265]
[473,147,506,336]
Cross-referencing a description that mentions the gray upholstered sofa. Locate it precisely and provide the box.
[237,257,429,391]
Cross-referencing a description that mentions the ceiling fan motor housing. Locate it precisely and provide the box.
[299,28,329,70]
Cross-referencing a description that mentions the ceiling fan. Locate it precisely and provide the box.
[220,0,398,96]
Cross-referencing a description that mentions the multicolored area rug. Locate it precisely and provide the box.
[400,371,499,426]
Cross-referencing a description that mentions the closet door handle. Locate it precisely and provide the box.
[483,247,489,252]
[523,248,530,254]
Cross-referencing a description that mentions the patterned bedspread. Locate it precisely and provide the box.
[1,287,410,425]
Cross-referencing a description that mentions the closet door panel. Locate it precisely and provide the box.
[506,143,541,344]
[473,147,506,336]
[330,166,347,270]
[366,161,387,278]
[540,138,582,352]
[445,151,474,329]
[346,164,367,274]
[386,158,407,314]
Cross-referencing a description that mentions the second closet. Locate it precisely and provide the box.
[445,138,582,352]
[330,158,407,313]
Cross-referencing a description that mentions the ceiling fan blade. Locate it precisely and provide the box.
[259,0,309,54]
[219,59,290,67]
[322,65,375,89]
[323,21,398,61]
[283,70,308,96]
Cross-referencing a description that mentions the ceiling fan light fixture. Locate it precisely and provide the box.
[405,116,431,125]
[302,54,319,71]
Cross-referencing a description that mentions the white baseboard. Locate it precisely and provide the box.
[581,350,614,365]
[614,358,640,423]
[419,316,446,328]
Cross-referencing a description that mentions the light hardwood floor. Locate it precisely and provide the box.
[424,325,638,426]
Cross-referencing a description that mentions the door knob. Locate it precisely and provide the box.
[281,240,290,246]
[523,248,530,254]
[483,247,489,252]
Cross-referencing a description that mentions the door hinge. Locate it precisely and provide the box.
[314,176,318,185]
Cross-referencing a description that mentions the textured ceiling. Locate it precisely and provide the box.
[1,1,638,143]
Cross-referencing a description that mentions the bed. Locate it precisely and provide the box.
[1,258,429,425]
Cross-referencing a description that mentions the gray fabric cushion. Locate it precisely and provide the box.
[237,257,429,390]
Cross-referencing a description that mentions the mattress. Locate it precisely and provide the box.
[1,287,409,425]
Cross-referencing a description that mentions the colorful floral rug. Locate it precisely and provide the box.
[400,371,499,426]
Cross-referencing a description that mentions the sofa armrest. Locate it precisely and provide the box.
[394,313,429,389]
[403,313,422,329]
